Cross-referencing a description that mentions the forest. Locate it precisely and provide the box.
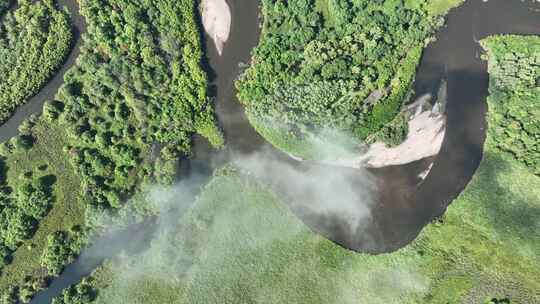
[54,0,222,215]
[236,0,455,158]
[0,0,221,301]
[481,35,540,175]
[0,0,72,124]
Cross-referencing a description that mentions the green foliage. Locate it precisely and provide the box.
[9,135,33,151]
[0,286,18,304]
[43,100,64,121]
[0,170,55,268]
[237,0,448,158]
[55,0,222,212]
[0,0,72,124]
[52,278,96,304]
[0,0,219,298]
[41,228,85,276]
[80,35,540,303]
[425,0,464,16]
[481,35,540,176]
[367,112,409,147]
[0,0,11,16]
[88,156,540,303]
[0,119,84,300]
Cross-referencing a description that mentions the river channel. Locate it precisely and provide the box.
[24,0,540,302]
[0,0,86,143]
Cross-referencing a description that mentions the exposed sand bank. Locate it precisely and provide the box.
[319,109,446,169]
[321,80,448,170]
[201,0,231,56]
[288,105,446,170]
[363,110,445,168]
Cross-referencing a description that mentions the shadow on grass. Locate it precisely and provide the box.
[471,152,540,244]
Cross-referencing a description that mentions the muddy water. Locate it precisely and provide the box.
[191,0,266,169]
[0,0,86,142]
[373,0,540,251]
[199,0,540,253]
[23,0,540,301]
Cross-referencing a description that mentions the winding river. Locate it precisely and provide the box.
[198,0,540,253]
[23,0,540,302]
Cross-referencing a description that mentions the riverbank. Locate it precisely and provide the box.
[0,0,86,142]
[320,98,446,169]
[0,0,74,137]
[78,146,540,303]
[0,0,87,298]
[12,0,540,301]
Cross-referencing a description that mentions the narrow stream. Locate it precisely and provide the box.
[0,0,86,142]
[21,0,540,302]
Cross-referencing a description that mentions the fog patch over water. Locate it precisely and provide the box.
[86,152,430,303]
[232,145,376,236]
[55,130,433,302]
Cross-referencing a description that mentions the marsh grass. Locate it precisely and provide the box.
[0,119,83,290]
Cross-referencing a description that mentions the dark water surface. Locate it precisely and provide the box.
[379,0,540,250]
[25,0,540,302]
[198,0,540,253]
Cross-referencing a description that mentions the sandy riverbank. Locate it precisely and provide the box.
[364,110,445,167]
[201,0,231,55]
[321,80,448,170]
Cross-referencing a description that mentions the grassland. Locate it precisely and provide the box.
[426,0,464,16]
[86,154,540,304]
[0,119,84,295]
[66,34,540,304]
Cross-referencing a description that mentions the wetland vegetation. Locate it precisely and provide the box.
[0,0,221,301]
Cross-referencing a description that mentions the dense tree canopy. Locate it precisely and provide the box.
[0,0,72,124]
[50,0,222,215]
[41,228,85,276]
[481,35,540,175]
[0,168,55,269]
[236,0,450,158]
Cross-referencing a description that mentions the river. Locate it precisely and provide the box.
[196,0,540,253]
[24,0,540,302]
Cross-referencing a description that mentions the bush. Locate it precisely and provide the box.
[481,35,540,175]
[0,0,72,124]
[237,0,447,157]
[0,173,55,268]
[52,278,95,304]
[10,136,33,151]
